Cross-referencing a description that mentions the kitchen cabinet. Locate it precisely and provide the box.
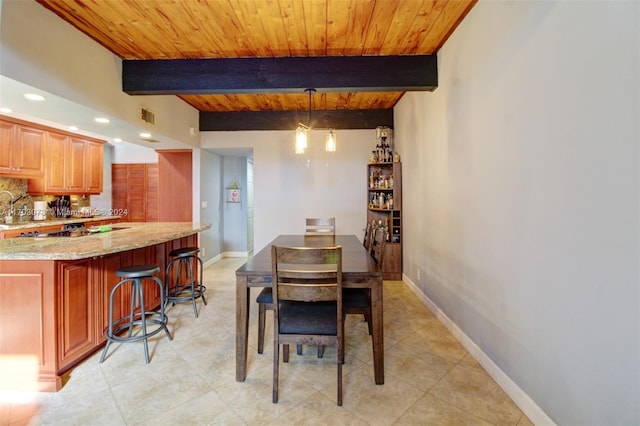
[0,224,63,239]
[84,140,104,193]
[367,161,402,280]
[95,252,124,346]
[29,133,104,195]
[0,117,45,177]
[112,164,158,222]
[57,258,96,371]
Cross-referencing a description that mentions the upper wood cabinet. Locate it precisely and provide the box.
[0,117,45,177]
[85,140,104,194]
[28,131,104,195]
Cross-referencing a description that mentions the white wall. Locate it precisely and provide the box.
[201,129,373,250]
[395,1,639,425]
[112,144,158,163]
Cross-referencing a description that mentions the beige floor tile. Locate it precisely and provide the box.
[267,391,369,425]
[324,364,426,425]
[383,341,455,392]
[428,363,524,425]
[394,393,494,425]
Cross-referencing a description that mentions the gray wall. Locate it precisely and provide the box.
[222,156,248,254]
[200,150,223,260]
[395,1,639,425]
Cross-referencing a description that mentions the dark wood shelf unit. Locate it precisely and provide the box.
[367,161,402,280]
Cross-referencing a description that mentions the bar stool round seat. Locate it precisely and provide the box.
[99,264,172,364]
[165,247,207,318]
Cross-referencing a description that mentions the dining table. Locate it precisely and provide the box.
[235,234,384,384]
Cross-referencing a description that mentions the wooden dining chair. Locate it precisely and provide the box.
[343,228,386,338]
[271,245,344,406]
[305,217,336,235]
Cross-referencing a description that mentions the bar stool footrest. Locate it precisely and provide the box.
[106,311,170,343]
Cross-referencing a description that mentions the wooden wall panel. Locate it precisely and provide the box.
[157,150,192,222]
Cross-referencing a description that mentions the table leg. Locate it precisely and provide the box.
[236,275,250,381]
[371,276,384,384]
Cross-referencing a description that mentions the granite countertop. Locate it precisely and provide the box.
[0,216,122,230]
[0,222,211,260]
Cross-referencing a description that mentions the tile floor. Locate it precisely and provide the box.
[1,257,533,425]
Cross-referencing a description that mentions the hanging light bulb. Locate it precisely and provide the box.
[295,88,316,154]
[325,130,336,152]
[295,125,307,154]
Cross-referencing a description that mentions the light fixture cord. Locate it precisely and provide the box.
[307,88,312,126]
[304,88,315,128]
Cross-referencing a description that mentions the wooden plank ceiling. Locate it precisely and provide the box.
[36,0,477,130]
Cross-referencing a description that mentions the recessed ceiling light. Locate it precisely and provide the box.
[69,125,78,131]
[139,132,152,138]
[0,107,12,113]
[113,138,122,143]
[24,93,45,101]
[94,117,110,124]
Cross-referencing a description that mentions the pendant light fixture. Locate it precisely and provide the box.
[325,129,337,152]
[294,88,336,154]
[295,88,314,154]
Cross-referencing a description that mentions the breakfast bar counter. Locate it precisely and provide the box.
[0,222,210,392]
[0,222,211,260]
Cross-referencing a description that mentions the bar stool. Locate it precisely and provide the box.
[165,247,207,317]
[99,264,172,364]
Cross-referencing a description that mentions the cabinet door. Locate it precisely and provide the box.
[14,125,45,176]
[84,140,103,193]
[127,165,147,222]
[44,132,68,192]
[96,253,124,345]
[57,259,96,371]
[145,164,159,222]
[112,164,128,219]
[66,137,86,193]
[0,120,16,173]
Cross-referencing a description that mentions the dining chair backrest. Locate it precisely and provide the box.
[371,228,387,266]
[271,244,344,405]
[305,217,336,235]
[363,221,373,252]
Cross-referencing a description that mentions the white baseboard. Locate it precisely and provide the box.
[402,274,555,426]
[202,251,248,269]
[224,251,249,258]
[202,253,223,269]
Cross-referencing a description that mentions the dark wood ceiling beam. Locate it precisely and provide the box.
[199,109,393,131]
[123,55,437,95]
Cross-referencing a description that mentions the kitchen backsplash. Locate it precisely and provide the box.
[0,177,91,223]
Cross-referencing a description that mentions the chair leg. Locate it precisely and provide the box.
[257,303,266,354]
[297,344,303,355]
[365,310,373,335]
[273,342,279,403]
[317,345,324,358]
[337,361,343,406]
[283,344,289,363]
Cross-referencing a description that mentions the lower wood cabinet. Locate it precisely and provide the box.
[95,252,124,346]
[57,259,96,371]
[0,224,63,239]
